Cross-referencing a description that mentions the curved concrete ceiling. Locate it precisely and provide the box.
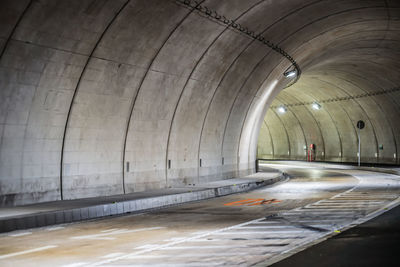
[0,0,399,205]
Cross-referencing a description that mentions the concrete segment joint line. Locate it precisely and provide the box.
[60,0,131,199]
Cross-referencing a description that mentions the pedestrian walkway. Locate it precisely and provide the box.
[0,171,285,233]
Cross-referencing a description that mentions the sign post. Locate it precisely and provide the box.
[356,120,365,166]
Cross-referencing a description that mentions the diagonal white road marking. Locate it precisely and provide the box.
[9,232,32,237]
[70,227,165,240]
[0,245,57,260]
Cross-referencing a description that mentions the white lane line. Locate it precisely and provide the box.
[314,201,383,204]
[213,230,308,234]
[61,262,89,267]
[135,244,161,250]
[239,226,301,229]
[128,262,227,267]
[249,221,283,224]
[71,227,164,240]
[189,236,304,243]
[306,206,373,209]
[126,252,272,259]
[159,245,285,250]
[284,210,356,214]
[162,237,188,242]
[0,245,57,260]
[101,252,126,259]
[47,226,65,231]
[322,202,385,205]
[8,232,32,237]
[101,228,119,233]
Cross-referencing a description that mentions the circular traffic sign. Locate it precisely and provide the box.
[357,120,365,129]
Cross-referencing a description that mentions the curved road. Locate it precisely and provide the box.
[0,164,399,266]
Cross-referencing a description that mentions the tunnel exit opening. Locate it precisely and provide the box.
[256,85,400,168]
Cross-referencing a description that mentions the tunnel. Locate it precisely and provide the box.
[0,0,399,266]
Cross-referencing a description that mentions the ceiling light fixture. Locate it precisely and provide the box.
[278,106,287,113]
[312,102,321,110]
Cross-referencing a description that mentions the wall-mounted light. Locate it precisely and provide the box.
[283,69,297,78]
[283,64,297,78]
[312,102,321,110]
[278,105,287,113]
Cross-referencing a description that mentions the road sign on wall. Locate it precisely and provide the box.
[357,120,365,129]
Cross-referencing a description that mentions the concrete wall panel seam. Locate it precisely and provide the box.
[313,77,379,161]
[196,0,269,181]
[122,1,203,191]
[271,109,291,158]
[60,0,131,199]
[325,69,400,162]
[0,0,33,60]
[262,118,275,158]
[302,90,343,161]
[335,75,398,163]
[277,93,326,160]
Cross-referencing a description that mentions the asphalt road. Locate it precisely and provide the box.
[272,202,400,267]
[0,165,398,266]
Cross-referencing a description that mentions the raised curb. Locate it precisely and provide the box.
[259,160,400,176]
[355,166,400,176]
[0,173,286,234]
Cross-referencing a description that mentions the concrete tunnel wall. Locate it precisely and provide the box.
[0,0,399,206]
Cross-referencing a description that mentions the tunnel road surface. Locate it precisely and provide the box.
[0,165,399,266]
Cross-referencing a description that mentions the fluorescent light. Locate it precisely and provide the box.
[284,70,296,78]
[278,106,287,113]
[312,102,321,110]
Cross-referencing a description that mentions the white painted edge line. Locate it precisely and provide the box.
[61,262,89,267]
[8,232,32,237]
[47,226,65,231]
[70,227,164,240]
[101,228,119,233]
[100,252,126,259]
[0,245,58,260]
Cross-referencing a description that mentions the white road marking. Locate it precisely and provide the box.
[135,244,163,250]
[238,226,301,229]
[61,262,89,267]
[9,232,32,237]
[85,169,400,266]
[101,228,119,233]
[101,252,126,258]
[0,245,57,260]
[5,167,394,267]
[213,230,308,234]
[47,226,65,231]
[159,245,284,250]
[126,251,272,258]
[71,227,165,240]
[86,217,266,266]
[162,237,188,242]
